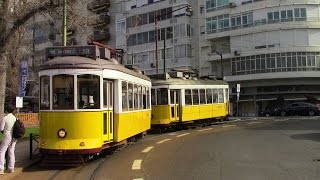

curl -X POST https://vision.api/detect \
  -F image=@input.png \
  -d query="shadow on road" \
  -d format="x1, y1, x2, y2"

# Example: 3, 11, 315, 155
291, 133, 320, 142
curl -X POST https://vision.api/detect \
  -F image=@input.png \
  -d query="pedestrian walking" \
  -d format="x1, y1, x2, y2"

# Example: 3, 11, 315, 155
0, 106, 18, 175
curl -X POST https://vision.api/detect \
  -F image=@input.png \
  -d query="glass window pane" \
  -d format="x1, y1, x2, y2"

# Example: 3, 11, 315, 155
206, 89, 213, 104
200, 89, 206, 104
40, 76, 50, 110
53, 74, 74, 110
185, 89, 192, 105
122, 81, 128, 111
157, 88, 168, 105
192, 89, 199, 105
77, 74, 100, 109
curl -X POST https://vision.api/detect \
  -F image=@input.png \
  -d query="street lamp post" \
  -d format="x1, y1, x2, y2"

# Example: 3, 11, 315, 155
155, 5, 192, 74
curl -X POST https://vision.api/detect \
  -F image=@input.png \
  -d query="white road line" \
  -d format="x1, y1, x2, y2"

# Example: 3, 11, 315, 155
176, 133, 190, 137
198, 128, 213, 132
156, 139, 171, 144
274, 119, 288, 122
222, 125, 236, 128
247, 121, 261, 124
142, 146, 154, 153
132, 160, 142, 170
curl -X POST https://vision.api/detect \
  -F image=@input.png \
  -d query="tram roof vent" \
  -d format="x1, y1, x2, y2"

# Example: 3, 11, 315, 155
168, 71, 183, 78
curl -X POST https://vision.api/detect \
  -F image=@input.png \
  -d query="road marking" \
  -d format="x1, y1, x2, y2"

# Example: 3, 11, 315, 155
222, 125, 236, 128
247, 121, 261, 124
156, 139, 171, 144
176, 133, 190, 137
198, 128, 213, 132
142, 146, 154, 153
274, 119, 288, 122
132, 160, 142, 170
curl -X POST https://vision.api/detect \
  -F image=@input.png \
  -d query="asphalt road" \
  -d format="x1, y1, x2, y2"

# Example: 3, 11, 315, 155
14, 116, 320, 180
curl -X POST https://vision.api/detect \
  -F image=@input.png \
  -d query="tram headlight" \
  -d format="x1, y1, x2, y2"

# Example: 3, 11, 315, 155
57, 128, 67, 138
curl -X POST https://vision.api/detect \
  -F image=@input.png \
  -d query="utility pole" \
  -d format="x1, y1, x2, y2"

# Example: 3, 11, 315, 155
212, 49, 224, 79
155, 16, 159, 74
63, 0, 67, 46
163, 28, 166, 73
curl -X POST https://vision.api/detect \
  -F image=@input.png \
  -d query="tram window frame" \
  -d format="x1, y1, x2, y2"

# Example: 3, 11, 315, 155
103, 80, 113, 109
151, 88, 157, 105
225, 88, 229, 102
147, 87, 151, 109
212, 89, 218, 103
156, 88, 168, 105
52, 74, 74, 110
218, 89, 224, 103
128, 83, 134, 110
206, 89, 213, 104
138, 85, 143, 110
122, 81, 128, 111
40, 76, 50, 110
77, 74, 100, 109
200, 89, 206, 104
142, 86, 147, 109
185, 89, 192, 105
134, 84, 139, 110
192, 89, 199, 105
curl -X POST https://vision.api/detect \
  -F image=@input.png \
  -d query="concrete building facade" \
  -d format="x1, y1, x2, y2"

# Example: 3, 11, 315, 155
116, 0, 320, 116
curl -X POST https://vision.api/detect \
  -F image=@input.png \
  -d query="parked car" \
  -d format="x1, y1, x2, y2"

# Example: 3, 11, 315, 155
261, 102, 320, 116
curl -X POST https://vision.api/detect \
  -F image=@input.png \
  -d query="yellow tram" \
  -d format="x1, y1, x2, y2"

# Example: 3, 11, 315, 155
38, 44, 151, 165
150, 72, 230, 129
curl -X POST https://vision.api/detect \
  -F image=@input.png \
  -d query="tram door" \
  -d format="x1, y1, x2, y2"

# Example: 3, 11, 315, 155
170, 90, 180, 122
102, 79, 114, 142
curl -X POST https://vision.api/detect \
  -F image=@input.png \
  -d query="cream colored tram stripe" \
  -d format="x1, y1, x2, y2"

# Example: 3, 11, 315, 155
142, 146, 154, 153
198, 128, 213, 132
176, 133, 190, 137
222, 125, 236, 128
156, 138, 171, 144
132, 160, 142, 170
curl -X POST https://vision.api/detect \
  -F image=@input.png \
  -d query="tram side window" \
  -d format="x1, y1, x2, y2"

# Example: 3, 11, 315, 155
77, 74, 100, 109
218, 89, 224, 103
40, 76, 50, 110
185, 89, 192, 105
206, 89, 213, 104
225, 88, 229, 101
151, 89, 157, 105
128, 83, 134, 110
53, 74, 74, 110
134, 85, 139, 110
157, 88, 168, 105
192, 89, 199, 105
200, 89, 206, 104
212, 89, 218, 103
138, 85, 143, 110
142, 87, 146, 109
122, 81, 128, 111
147, 87, 151, 109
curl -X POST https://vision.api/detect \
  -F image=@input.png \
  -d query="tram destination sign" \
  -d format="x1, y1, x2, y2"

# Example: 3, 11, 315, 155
46, 45, 98, 60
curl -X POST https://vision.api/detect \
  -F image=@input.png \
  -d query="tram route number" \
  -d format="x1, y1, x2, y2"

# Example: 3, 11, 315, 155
46, 46, 97, 59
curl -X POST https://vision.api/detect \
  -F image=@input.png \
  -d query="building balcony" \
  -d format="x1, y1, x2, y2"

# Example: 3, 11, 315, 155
91, 14, 110, 27
91, 31, 110, 42
87, 0, 110, 12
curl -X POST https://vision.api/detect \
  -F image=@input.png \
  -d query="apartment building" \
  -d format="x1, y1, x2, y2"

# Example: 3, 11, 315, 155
200, 0, 320, 116
116, 0, 320, 116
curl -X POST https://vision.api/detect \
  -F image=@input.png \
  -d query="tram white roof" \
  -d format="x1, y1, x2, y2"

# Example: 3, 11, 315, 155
40, 56, 150, 81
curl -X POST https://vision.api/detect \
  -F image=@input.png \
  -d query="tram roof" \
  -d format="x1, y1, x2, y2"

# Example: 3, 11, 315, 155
39, 56, 150, 81
152, 78, 228, 86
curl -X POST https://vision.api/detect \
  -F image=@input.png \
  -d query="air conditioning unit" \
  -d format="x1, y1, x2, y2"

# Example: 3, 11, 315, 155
151, 62, 156, 68
229, 2, 236, 8
234, 50, 240, 56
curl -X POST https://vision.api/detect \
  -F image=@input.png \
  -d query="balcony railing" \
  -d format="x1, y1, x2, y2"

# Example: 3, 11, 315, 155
87, 0, 110, 11
92, 14, 111, 26
206, 17, 312, 35
91, 31, 111, 41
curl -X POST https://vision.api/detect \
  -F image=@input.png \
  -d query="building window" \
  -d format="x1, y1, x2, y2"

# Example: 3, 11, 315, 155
231, 52, 320, 75
116, 19, 126, 31
294, 8, 307, 21
205, 0, 229, 12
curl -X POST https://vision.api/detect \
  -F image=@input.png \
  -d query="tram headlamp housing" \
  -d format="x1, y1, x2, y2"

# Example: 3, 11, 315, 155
57, 128, 67, 138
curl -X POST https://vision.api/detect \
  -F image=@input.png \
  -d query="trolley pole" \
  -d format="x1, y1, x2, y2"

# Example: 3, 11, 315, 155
62, 0, 67, 46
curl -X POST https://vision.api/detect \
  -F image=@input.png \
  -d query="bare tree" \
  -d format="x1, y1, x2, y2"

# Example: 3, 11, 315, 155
0, 0, 63, 118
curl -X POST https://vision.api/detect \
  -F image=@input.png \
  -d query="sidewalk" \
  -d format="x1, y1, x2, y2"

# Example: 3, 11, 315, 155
1, 138, 40, 180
